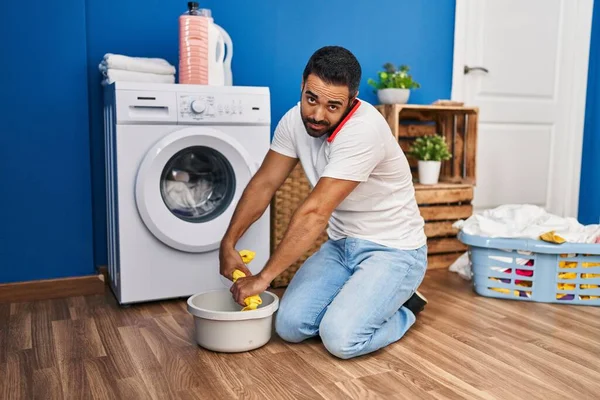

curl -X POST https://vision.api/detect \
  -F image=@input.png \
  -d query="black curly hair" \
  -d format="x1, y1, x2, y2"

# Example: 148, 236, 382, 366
302, 46, 362, 97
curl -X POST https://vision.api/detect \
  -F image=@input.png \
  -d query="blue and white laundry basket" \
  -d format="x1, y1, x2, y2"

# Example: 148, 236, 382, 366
458, 231, 600, 306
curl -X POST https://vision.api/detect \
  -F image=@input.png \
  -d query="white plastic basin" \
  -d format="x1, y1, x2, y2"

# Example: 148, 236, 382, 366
186, 289, 279, 353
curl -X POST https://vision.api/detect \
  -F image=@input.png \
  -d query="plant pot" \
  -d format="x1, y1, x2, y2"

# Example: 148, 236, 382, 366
418, 160, 441, 185
377, 88, 410, 104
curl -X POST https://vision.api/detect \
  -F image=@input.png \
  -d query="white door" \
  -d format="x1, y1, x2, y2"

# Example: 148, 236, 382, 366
452, 0, 594, 217
135, 127, 257, 253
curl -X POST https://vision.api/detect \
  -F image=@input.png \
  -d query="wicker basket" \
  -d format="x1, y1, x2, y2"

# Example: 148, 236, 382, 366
270, 164, 329, 288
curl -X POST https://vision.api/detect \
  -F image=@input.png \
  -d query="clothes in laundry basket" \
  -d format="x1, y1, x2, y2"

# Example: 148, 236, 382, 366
489, 279, 532, 298
488, 259, 542, 298
451, 204, 600, 281
539, 230, 567, 244
453, 204, 600, 244
556, 257, 600, 300
489, 264, 533, 298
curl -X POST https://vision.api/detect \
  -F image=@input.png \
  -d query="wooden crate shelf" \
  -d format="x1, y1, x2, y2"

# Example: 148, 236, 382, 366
419, 204, 473, 221
414, 182, 473, 204
415, 182, 473, 270
375, 104, 479, 185
424, 221, 458, 237
428, 253, 467, 270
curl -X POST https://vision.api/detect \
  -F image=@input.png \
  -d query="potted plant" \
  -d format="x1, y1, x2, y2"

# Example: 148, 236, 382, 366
367, 63, 420, 104
408, 134, 452, 185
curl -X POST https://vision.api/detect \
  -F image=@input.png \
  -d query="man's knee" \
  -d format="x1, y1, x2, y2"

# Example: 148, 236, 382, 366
274, 306, 315, 343
319, 313, 363, 360
274, 311, 303, 343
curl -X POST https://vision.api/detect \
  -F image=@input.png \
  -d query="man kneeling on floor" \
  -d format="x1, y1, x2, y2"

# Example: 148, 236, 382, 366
219, 45, 428, 359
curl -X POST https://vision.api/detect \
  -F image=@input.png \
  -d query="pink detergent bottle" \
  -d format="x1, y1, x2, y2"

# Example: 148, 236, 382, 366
179, 2, 211, 84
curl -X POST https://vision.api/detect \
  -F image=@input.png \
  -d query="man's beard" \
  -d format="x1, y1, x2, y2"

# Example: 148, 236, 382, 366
302, 119, 331, 137
300, 102, 353, 138
301, 110, 332, 137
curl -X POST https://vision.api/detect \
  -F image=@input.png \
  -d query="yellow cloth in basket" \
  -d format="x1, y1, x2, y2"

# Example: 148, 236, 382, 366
233, 249, 262, 311
540, 231, 566, 244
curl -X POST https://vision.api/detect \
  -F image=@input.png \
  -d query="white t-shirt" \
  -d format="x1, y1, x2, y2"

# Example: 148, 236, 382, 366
270, 99, 426, 250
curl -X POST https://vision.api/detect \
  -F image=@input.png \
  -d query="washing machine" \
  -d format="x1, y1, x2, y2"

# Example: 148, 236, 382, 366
103, 82, 271, 304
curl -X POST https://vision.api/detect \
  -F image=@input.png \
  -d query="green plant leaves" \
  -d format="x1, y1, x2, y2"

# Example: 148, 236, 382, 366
368, 63, 421, 91
408, 134, 452, 162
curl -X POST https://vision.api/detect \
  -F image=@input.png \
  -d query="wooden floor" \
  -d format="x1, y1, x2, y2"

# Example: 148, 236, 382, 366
2, 270, 600, 399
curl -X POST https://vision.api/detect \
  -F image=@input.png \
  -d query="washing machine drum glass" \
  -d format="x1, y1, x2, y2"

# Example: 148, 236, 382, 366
160, 146, 235, 223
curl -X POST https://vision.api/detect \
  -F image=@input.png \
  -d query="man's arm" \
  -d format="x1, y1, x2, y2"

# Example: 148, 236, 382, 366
222, 150, 298, 247
219, 150, 298, 278
257, 177, 359, 282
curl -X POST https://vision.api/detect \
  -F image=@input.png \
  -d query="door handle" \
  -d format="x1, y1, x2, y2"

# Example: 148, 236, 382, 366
464, 65, 489, 74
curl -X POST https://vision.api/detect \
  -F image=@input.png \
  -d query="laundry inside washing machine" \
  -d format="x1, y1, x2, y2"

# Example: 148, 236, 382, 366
160, 145, 236, 222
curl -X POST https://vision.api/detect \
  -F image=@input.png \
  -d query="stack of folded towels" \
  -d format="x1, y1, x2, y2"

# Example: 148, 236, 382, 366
99, 53, 176, 85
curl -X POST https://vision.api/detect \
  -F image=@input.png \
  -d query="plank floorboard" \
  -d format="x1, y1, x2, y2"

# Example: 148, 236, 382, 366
0, 270, 598, 399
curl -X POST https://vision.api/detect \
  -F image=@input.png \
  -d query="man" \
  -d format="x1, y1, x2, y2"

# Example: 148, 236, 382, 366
219, 46, 428, 359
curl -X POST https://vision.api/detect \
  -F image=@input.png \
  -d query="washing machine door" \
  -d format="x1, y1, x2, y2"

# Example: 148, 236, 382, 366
135, 126, 258, 252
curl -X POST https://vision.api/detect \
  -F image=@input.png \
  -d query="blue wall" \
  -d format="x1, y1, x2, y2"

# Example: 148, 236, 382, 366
85, 0, 184, 269
1, 0, 595, 284
87, 0, 457, 267
0, 0, 94, 283
579, 1, 600, 225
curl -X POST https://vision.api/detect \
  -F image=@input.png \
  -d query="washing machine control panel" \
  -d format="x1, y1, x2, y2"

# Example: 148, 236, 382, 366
178, 93, 270, 124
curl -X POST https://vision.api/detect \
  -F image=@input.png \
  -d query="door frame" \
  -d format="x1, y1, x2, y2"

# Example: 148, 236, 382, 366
451, 0, 595, 218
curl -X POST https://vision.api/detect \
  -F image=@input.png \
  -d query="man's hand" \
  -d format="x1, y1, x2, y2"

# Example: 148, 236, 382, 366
219, 245, 252, 281
230, 274, 270, 306
218, 150, 298, 280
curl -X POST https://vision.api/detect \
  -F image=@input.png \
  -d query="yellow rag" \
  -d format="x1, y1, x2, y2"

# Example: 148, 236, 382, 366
232, 250, 262, 311
559, 261, 578, 269
558, 272, 577, 279
583, 262, 600, 268
540, 231, 566, 244
583, 273, 600, 278
557, 283, 576, 290
239, 249, 256, 264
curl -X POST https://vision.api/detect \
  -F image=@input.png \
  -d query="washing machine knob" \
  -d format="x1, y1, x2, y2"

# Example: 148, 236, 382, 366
191, 100, 207, 114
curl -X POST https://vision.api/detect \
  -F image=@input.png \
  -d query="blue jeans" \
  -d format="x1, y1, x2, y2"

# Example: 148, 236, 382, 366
275, 237, 427, 359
